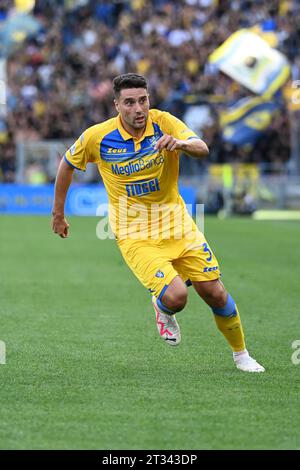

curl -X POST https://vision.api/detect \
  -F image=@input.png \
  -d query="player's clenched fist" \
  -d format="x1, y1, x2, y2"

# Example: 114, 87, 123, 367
154, 134, 180, 152
52, 214, 70, 238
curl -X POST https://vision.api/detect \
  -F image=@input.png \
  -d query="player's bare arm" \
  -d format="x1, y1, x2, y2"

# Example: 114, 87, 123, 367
51, 158, 74, 238
155, 134, 209, 158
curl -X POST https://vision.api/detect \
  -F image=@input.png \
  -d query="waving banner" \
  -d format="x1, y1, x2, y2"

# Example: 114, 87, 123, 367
219, 96, 281, 147
209, 30, 290, 97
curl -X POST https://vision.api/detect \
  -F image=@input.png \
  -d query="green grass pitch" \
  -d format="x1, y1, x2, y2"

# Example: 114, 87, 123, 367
0, 215, 300, 449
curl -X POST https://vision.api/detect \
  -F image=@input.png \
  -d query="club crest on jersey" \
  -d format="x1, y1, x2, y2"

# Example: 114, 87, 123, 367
155, 270, 164, 278
149, 136, 156, 145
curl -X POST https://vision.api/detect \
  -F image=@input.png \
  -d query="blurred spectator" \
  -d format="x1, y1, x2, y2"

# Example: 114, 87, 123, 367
231, 188, 257, 215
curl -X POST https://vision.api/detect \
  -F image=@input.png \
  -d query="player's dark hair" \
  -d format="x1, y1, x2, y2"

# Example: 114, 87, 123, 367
113, 73, 148, 98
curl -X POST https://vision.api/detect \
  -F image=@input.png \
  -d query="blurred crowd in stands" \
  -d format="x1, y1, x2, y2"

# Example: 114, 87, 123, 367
0, 0, 300, 182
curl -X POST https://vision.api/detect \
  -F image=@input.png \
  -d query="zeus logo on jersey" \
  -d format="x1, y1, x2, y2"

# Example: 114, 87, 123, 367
125, 178, 160, 197
112, 155, 164, 176
108, 147, 127, 154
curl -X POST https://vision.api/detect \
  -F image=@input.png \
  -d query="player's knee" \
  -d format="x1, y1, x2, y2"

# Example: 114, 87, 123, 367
162, 286, 188, 312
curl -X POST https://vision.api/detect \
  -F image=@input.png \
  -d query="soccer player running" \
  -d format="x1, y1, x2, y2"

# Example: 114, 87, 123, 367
52, 73, 264, 373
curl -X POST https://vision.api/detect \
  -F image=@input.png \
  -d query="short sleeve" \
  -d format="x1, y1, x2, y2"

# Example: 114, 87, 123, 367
160, 112, 199, 141
64, 129, 101, 171
64, 133, 88, 171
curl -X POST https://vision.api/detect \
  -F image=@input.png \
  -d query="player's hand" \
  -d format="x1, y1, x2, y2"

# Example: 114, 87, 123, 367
51, 214, 70, 238
154, 134, 180, 152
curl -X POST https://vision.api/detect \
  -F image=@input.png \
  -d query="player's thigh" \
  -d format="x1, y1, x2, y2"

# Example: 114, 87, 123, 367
117, 241, 179, 299
172, 235, 221, 283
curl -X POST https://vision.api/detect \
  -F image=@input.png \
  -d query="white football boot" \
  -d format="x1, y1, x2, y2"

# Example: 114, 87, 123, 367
233, 350, 265, 373
152, 296, 181, 346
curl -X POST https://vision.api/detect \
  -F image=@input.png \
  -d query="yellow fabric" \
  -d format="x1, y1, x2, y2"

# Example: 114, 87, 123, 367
137, 59, 151, 75
0, 131, 8, 144
64, 109, 198, 239
213, 307, 246, 352
283, 81, 300, 112
222, 164, 233, 190
279, 0, 292, 16
250, 25, 278, 48
118, 222, 220, 299
15, 0, 35, 13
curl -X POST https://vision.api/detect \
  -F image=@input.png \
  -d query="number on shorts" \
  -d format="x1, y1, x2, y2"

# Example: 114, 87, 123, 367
202, 242, 212, 262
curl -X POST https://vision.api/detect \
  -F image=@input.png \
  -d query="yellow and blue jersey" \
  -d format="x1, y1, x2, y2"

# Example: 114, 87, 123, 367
64, 109, 198, 238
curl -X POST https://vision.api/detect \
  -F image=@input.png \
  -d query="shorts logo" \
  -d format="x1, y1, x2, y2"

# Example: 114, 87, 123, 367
203, 266, 219, 273
70, 144, 76, 155
155, 270, 164, 278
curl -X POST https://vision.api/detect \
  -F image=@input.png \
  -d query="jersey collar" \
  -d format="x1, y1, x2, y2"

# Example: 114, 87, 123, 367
117, 114, 154, 142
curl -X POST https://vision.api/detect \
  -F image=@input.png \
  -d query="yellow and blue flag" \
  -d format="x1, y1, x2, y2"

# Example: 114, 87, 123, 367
219, 96, 281, 147
14, 0, 35, 13
209, 29, 290, 98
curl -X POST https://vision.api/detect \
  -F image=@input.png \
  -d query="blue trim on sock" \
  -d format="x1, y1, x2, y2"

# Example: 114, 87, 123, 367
158, 284, 169, 301
212, 293, 237, 317
156, 298, 175, 315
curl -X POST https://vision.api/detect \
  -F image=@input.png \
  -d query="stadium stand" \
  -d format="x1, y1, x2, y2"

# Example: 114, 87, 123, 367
0, 0, 300, 182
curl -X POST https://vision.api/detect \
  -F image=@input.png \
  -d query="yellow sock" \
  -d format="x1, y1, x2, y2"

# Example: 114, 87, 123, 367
213, 307, 246, 352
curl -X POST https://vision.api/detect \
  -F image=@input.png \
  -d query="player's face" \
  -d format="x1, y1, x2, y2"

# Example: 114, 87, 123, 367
115, 88, 150, 130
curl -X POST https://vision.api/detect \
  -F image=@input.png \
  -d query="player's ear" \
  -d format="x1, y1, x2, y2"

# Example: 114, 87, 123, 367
114, 99, 119, 113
